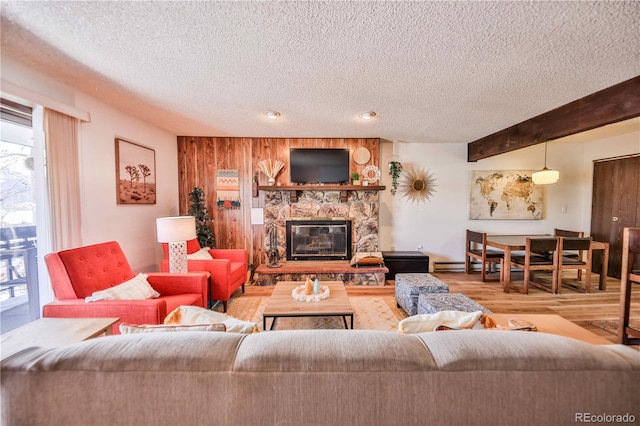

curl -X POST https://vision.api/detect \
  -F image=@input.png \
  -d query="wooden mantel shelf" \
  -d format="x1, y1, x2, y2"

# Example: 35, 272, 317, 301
258, 185, 385, 191
257, 185, 386, 202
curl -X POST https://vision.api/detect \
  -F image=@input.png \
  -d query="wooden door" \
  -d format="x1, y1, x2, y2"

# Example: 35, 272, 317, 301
590, 155, 640, 278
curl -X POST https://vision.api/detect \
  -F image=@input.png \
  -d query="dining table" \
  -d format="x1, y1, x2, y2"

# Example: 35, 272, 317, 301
486, 234, 609, 293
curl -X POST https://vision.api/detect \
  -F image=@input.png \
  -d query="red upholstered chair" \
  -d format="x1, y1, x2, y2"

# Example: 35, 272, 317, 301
43, 241, 209, 334
161, 239, 247, 312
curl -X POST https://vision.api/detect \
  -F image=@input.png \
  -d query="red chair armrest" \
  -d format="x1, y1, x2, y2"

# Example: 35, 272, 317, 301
42, 299, 169, 333
209, 249, 247, 264
146, 272, 209, 295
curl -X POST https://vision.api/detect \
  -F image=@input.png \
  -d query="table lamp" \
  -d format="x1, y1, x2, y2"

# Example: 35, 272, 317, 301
156, 216, 197, 273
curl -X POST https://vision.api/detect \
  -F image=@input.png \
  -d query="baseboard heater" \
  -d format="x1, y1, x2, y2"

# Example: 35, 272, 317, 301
433, 261, 502, 273
433, 261, 466, 272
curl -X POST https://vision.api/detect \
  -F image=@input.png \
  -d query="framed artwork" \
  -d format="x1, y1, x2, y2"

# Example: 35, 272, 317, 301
115, 138, 156, 204
216, 169, 241, 209
469, 170, 542, 220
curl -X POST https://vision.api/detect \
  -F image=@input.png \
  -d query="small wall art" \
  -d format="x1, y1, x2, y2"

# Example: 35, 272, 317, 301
115, 138, 156, 204
216, 169, 241, 209
469, 170, 542, 220
398, 165, 437, 204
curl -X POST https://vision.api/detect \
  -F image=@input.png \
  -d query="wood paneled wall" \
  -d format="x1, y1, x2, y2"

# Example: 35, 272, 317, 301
177, 137, 380, 265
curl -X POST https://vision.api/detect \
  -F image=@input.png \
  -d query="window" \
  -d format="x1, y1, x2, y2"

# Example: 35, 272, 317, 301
0, 99, 47, 332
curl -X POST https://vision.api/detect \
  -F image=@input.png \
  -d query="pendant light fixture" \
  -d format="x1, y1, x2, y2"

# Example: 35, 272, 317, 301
532, 142, 559, 185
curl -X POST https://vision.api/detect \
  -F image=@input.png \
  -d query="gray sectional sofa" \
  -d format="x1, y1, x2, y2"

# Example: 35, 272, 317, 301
2, 330, 639, 426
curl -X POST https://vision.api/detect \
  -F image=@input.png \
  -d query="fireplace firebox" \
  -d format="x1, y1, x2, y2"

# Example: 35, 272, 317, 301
286, 219, 352, 261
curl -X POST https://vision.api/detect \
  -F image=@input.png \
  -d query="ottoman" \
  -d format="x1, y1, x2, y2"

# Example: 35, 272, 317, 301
417, 293, 491, 315
395, 273, 449, 316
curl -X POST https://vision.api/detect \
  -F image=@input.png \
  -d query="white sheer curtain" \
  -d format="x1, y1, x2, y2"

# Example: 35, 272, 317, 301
44, 108, 82, 250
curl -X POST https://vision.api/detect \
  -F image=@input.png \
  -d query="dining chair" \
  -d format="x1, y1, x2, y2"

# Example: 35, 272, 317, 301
505, 237, 559, 294
554, 229, 585, 280
556, 237, 593, 294
465, 230, 503, 282
618, 227, 640, 345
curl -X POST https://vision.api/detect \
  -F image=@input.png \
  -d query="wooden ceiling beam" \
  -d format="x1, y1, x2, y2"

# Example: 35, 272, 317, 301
467, 76, 640, 162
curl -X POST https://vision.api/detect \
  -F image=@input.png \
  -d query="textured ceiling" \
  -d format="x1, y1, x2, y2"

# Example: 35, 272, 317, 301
1, 1, 639, 142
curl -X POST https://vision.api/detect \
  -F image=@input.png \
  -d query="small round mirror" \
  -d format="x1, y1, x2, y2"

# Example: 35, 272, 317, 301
412, 180, 425, 192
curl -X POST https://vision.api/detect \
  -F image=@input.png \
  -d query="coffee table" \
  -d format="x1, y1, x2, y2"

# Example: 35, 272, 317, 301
262, 281, 354, 330
486, 314, 611, 345
1, 317, 119, 360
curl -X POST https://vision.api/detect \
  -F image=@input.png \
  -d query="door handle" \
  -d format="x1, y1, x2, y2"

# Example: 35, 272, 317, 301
613, 217, 619, 222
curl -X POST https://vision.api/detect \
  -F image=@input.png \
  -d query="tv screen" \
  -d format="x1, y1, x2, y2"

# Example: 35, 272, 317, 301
290, 148, 350, 184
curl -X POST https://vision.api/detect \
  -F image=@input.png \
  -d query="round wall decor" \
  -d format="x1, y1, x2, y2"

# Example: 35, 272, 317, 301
362, 165, 381, 184
399, 165, 437, 204
353, 147, 371, 165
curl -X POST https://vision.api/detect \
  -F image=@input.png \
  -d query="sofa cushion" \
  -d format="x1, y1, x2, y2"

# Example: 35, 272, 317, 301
85, 273, 159, 302
119, 323, 226, 334
414, 330, 638, 371
233, 330, 437, 372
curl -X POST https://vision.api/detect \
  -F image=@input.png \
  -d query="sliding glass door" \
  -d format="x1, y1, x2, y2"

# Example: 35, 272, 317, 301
1, 102, 50, 332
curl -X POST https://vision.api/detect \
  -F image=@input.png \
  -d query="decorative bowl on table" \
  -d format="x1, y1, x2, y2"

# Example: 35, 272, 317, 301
291, 285, 330, 302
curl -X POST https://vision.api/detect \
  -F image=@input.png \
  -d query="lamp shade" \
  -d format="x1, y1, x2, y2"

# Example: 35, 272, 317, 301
156, 216, 196, 243
532, 168, 560, 185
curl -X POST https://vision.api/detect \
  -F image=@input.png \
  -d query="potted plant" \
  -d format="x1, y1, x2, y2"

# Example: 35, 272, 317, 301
188, 187, 215, 248
351, 172, 360, 185
388, 161, 403, 195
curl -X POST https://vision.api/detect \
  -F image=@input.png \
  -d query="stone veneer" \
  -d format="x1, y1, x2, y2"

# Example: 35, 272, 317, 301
261, 189, 383, 285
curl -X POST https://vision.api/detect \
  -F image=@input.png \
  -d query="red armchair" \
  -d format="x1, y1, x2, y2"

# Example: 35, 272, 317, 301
161, 239, 247, 312
43, 241, 209, 334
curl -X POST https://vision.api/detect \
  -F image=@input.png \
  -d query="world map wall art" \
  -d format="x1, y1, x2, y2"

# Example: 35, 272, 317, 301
469, 170, 543, 220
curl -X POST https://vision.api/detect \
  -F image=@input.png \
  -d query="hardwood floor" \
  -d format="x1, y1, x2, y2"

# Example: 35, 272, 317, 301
242, 270, 640, 344
432, 271, 640, 344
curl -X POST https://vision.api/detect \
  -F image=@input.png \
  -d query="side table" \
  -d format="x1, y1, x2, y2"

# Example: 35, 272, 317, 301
382, 251, 430, 280
1, 317, 119, 361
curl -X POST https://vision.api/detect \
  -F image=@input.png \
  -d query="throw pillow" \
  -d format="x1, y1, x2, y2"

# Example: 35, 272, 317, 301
397, 310, 483, 334
350, 251, 383, 266
85, 273, 160, 303
119, 323, 226, 334
164, 305, 259, 334
187, 248, 214, 260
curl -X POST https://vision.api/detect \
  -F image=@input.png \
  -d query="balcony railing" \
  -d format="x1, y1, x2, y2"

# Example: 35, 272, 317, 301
1, 226, 39, 332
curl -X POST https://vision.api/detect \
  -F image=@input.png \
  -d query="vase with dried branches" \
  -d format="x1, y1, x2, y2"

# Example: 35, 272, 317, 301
257, 159, 285, 185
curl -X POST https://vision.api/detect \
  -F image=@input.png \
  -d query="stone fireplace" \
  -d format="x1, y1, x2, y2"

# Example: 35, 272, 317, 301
286, 218, 352, 261
263, 189, 380, 260
258, 188, 384, 285
256, 186, 388, 285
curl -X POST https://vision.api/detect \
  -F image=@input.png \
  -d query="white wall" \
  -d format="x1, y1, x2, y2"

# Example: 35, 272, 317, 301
3, 56, 638, 275
1, 57, 179, 273
379, 122, 639, 268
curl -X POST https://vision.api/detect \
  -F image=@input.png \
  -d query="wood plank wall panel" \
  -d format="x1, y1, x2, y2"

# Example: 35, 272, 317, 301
177, 137, 380, 265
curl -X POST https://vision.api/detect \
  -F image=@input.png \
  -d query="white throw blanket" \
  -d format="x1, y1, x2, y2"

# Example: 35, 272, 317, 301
164, 305, 259, 334
397, 310, 483, 334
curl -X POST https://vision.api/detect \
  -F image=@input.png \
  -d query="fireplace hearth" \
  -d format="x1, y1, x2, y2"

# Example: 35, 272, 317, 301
286, 219, 352, 261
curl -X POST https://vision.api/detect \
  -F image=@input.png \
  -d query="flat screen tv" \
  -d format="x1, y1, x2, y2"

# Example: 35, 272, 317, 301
290, 148, 350, 184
